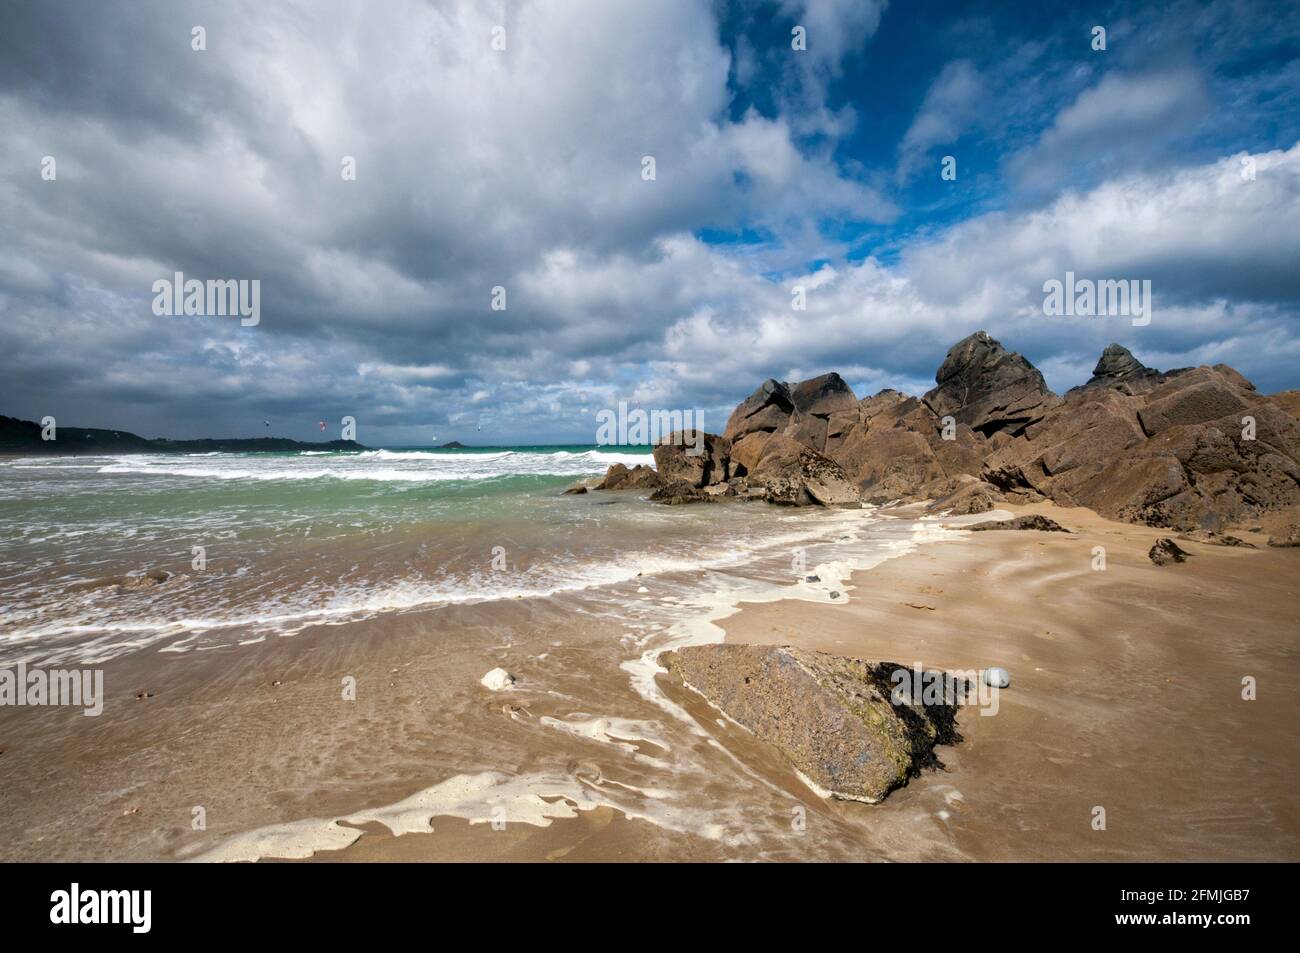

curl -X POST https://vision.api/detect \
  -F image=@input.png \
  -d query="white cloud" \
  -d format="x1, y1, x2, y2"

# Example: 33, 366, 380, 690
1007, 67, 1209, 193
896, 60, 984, 182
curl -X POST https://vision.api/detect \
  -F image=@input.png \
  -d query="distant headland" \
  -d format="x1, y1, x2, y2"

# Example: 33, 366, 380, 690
0, 415, 367, 455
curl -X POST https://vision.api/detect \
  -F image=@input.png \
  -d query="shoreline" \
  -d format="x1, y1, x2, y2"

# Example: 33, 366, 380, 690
2, 501, 1296, 862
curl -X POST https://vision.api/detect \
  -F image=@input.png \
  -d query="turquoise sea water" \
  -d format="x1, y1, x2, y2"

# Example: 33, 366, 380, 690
0, 445, 900, 664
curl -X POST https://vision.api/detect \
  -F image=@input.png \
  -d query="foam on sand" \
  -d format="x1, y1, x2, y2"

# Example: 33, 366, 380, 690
190, 769, 739, 861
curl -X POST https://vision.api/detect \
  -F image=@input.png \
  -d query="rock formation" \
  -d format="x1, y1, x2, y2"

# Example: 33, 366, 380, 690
660, 644, 960, 802
923, 331, 1061, 438
593, 331, 1300, 529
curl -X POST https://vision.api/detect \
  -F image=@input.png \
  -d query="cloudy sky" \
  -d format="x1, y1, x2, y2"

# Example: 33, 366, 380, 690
2, 0, 1298, 445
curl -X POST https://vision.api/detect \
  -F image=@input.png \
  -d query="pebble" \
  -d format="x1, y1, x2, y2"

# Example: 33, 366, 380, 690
983, 667, 1011, 689
480, 668, 516, 691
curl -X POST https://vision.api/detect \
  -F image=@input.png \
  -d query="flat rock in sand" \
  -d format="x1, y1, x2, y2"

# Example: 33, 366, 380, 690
660, 644, 960, 803
967, 515, 1070, 533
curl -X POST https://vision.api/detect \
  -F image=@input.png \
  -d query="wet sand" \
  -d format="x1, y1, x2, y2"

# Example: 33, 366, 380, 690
718, 503, 1300, 861
1, 502, 1296, 862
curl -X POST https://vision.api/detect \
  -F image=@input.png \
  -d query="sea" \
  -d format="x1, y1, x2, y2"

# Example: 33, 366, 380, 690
0, 446, 938, 665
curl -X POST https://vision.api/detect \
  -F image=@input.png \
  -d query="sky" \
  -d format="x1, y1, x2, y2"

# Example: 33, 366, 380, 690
1, 0, 1298, 446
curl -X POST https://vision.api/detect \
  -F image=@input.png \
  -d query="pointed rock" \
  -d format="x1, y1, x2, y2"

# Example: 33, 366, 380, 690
789, 372, 857, 418
1092, 343, 1152, 381
922, 331, 1059, 437
723, 379, 795, 441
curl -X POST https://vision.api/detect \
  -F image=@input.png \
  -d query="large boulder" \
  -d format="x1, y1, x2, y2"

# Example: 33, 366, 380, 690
728, 430, 771, 477
790, 372, 857, 418
858, 389, 909, 423
596, 463, 662, 491
782, 410, 829, 453
746, 433, 860, 506
923, 331, 1060, 437
835, 426, 945, 503
652, 430, 730, 487
660, 644, 961, 803
723, 379, 795, 441
924, 474, 1006, 515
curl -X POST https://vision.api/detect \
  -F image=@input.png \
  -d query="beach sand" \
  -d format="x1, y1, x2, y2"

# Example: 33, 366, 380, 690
1, 502, 1295, 862
712, 502, 1300, 861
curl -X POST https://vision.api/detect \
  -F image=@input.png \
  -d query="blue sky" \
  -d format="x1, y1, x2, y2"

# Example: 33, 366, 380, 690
1, 0, 1298, 445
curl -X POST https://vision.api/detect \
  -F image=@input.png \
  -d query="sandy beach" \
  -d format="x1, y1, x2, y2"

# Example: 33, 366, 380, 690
715, 503, 1300, 861
3, 500, 1294, 863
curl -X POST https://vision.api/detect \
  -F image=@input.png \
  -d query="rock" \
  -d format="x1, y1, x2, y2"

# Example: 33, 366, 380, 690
746, 434, 860, 506
858, 389, 908, 422
723, 379, 795, 441
1267, 531, 1300, 547
984, 386, 1146, 499
835, 426, 945, 501
728, 431, 771, 477
1081, 343, 1160, 390
924, 475, 1005, 515
660, 645, 960, 802
1137, 369, 1251, 436
823, 410, 860, 458
923, 331, 1060, 438
652, 430, 730, 487
716, 334, 1300, 532
119, 570, 172, 591
983, 667, 1011, 689
967, 515, 1070, 533
1177, 530, 1255, 548
648, 481, 711, 505
597, 463, 661, 490
480, 668, 516, 691
1270, 389, 1300, 421
1148, 538, 1191, 565
782, 410, 829, 453
790, 372, 858, 418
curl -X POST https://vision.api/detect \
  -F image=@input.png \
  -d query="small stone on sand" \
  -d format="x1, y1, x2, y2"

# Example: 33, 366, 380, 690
983, 667, 1011, 689
480, 668, 516, 691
